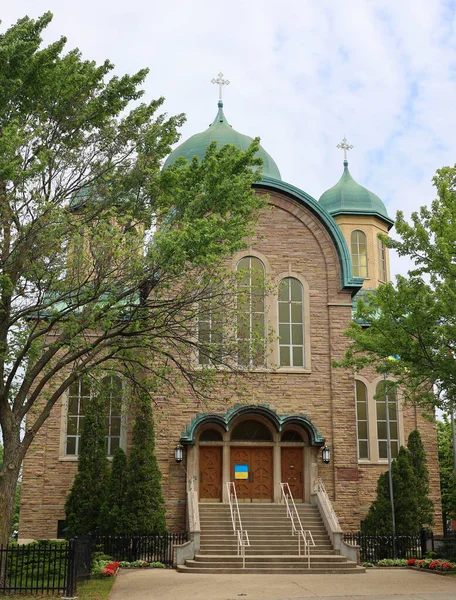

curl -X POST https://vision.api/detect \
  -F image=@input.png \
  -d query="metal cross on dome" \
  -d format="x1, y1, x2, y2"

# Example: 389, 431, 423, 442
211, 72, 230, 102
337, 136, 353, 161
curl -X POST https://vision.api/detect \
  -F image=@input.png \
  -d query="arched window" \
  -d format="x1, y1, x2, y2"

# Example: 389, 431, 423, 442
199, 428, 223, 442
376, 380, 399, 459
198, 294, 223, 366
237, 257, 265, 367
378, 238, 387, 282
281, 430, 303, 442
66, 378, 90, 456
278, 277, 304, 367
231, 420, 272, 441
351, 230, 368, 278
66, 375, 123, 457
355, 380, 369, 459
103, 375, 122, 456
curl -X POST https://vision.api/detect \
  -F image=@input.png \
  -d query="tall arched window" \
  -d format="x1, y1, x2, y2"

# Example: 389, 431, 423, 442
237, 256, 265, 367
378, 238, 387, 282
351, 230, 368, 278
103, 375, 122, 456
198, 294, 223, 365
66, 375, 123, 457
278, 277, 304, 367
355, 380, 369, 459
376, 380, 399, 459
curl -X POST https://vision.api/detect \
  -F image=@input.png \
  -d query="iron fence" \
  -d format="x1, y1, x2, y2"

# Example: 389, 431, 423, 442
0, 541, 70, 595
92, 532, 188, 566
343, 532, 423, 562
0, 532, 188, 595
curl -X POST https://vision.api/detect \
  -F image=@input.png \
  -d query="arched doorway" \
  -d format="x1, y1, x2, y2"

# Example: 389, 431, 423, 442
183, 404, 325, 504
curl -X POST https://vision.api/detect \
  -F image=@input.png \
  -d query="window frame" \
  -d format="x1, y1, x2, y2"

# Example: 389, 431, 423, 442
377, 237, 387, 282
278, 277, 305, 368
351, 230, 368, 278
355, 379, 369, 460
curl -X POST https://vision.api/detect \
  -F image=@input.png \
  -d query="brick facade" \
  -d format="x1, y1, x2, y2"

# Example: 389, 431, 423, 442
19, 187, 443, 541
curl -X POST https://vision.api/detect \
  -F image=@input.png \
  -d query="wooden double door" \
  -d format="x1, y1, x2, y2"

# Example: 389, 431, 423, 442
199, 445, 304, 502
281, 447, 304, 501
231, 447, 273, 502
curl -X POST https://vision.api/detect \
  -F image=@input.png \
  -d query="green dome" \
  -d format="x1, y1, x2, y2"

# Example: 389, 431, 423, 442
163, 101, 281, 180
319, 161, 393, 228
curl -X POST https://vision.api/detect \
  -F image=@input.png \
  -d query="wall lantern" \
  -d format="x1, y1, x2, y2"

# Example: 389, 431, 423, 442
174, 444, 183, 463
322, 445, 331, 464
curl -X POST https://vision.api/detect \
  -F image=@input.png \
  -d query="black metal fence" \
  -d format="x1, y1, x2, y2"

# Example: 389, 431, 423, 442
0, 533, 188, 595
343, 532, 423, 562
92, 532, 188, 566
424, 531, 456, 561
0, 541, 70, 595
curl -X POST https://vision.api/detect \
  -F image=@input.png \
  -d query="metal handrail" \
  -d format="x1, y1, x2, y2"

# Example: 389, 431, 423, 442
226, 482, 250, 568
280, 482, 315, 567
313, 477, 341, 531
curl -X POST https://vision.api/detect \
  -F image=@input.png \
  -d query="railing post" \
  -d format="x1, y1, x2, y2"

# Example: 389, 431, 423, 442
420, 527, 427, 558
63, 538, 77, 599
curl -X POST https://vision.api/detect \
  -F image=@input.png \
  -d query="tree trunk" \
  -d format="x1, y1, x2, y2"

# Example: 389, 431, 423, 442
0, 457, 19, 588
0, 458, 20, 547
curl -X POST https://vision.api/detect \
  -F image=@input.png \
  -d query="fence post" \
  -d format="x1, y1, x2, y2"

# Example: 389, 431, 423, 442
63, 538, 77, 599
420, 528, 427, 558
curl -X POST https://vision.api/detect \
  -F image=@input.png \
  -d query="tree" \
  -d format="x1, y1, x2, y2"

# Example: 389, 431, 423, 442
122, 390, 166, 534
0, 14, 264, 546
64, 380, 109, 538
437, 417, 456, 530
100, 447, 128, 535
407, 430, 434, 528
336, 165, 456, 413
363, 447, 420, 534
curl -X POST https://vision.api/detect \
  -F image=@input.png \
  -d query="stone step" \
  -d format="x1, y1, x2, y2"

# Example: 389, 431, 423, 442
198, 548, 338, 556
177, 564, 365, 574
194, 554, 348, 563
185, 560, 356, 569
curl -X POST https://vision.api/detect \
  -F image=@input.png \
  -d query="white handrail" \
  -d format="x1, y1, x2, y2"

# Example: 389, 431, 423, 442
226, 482, 250, 568
313, 477, 341, 532
280, 482, 315, 568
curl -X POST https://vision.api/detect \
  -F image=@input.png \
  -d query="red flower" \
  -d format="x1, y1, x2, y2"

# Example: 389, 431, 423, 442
429, 560, 440, 570
407, 558, 417, 566
441, 562, 453, 571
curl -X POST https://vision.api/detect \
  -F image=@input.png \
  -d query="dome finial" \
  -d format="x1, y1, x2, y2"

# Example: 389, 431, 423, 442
337, 135, 353, 164
211, 71, 230, 106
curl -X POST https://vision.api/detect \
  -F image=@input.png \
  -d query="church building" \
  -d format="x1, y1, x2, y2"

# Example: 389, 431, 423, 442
18, 78, 443, 543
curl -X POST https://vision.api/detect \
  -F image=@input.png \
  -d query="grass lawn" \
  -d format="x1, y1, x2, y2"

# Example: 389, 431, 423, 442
1, 575, 115, 600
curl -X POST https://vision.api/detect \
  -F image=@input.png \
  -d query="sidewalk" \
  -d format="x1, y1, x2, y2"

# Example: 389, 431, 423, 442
109, 569, 456, 600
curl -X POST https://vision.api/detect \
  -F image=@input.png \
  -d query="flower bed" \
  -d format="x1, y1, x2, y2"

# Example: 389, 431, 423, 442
408, 557, 456, 573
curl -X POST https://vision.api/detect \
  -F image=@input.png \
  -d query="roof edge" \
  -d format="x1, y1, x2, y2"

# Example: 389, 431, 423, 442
255, 177, 364, 294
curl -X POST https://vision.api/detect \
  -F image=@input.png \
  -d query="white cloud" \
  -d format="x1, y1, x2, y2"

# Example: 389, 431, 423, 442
3, 0, 456, 278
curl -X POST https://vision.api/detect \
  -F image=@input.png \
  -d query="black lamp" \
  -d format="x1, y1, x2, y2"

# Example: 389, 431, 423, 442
322, 445, 331, 464
174, 444, 183, 463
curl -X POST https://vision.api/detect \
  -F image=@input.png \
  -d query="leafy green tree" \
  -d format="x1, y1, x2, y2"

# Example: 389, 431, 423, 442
407, 430, 434, 527
437, 417, 456, 529
336, 165, 456, 413
0, 13, 264, 546
123, 391, 166, 534
363, 447, 420, 534
64, 382, 109, 538
100, 447, 128, 535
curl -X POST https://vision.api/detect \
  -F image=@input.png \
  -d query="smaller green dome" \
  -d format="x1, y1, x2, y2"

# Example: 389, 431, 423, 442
319, 161, 393, 228
163, 102, 281, 180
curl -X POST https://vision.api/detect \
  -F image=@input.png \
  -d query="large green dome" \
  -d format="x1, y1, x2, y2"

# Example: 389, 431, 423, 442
163, 101, 281, 180
319, 160, 393, 228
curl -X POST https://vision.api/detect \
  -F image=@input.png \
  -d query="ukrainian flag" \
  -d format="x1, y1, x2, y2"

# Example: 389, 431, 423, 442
234, 464, 249, 480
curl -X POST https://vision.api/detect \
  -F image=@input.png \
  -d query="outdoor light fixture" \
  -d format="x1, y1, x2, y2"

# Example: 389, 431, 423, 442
322, 445, 331, 464
174, 444, 183, 463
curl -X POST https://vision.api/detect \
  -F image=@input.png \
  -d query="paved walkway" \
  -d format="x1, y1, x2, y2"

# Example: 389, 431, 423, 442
110, 569, 456, 600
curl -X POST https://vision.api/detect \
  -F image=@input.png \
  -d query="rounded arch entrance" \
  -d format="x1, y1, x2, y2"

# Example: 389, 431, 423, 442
184, 405, 324, 503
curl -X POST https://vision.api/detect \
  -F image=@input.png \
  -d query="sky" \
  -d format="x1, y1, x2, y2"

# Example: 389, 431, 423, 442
3, 0, 456, 278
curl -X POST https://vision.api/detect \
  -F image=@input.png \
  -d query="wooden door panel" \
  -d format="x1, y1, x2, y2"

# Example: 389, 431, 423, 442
251, 448, 273, 501
281, 447, 303, 500
230, 447, 273, 501
200, 446, 222, 501
231, 448, 251, 500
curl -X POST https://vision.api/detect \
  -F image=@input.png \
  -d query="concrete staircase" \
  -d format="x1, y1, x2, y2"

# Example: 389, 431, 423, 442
177, 503, 364, 574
